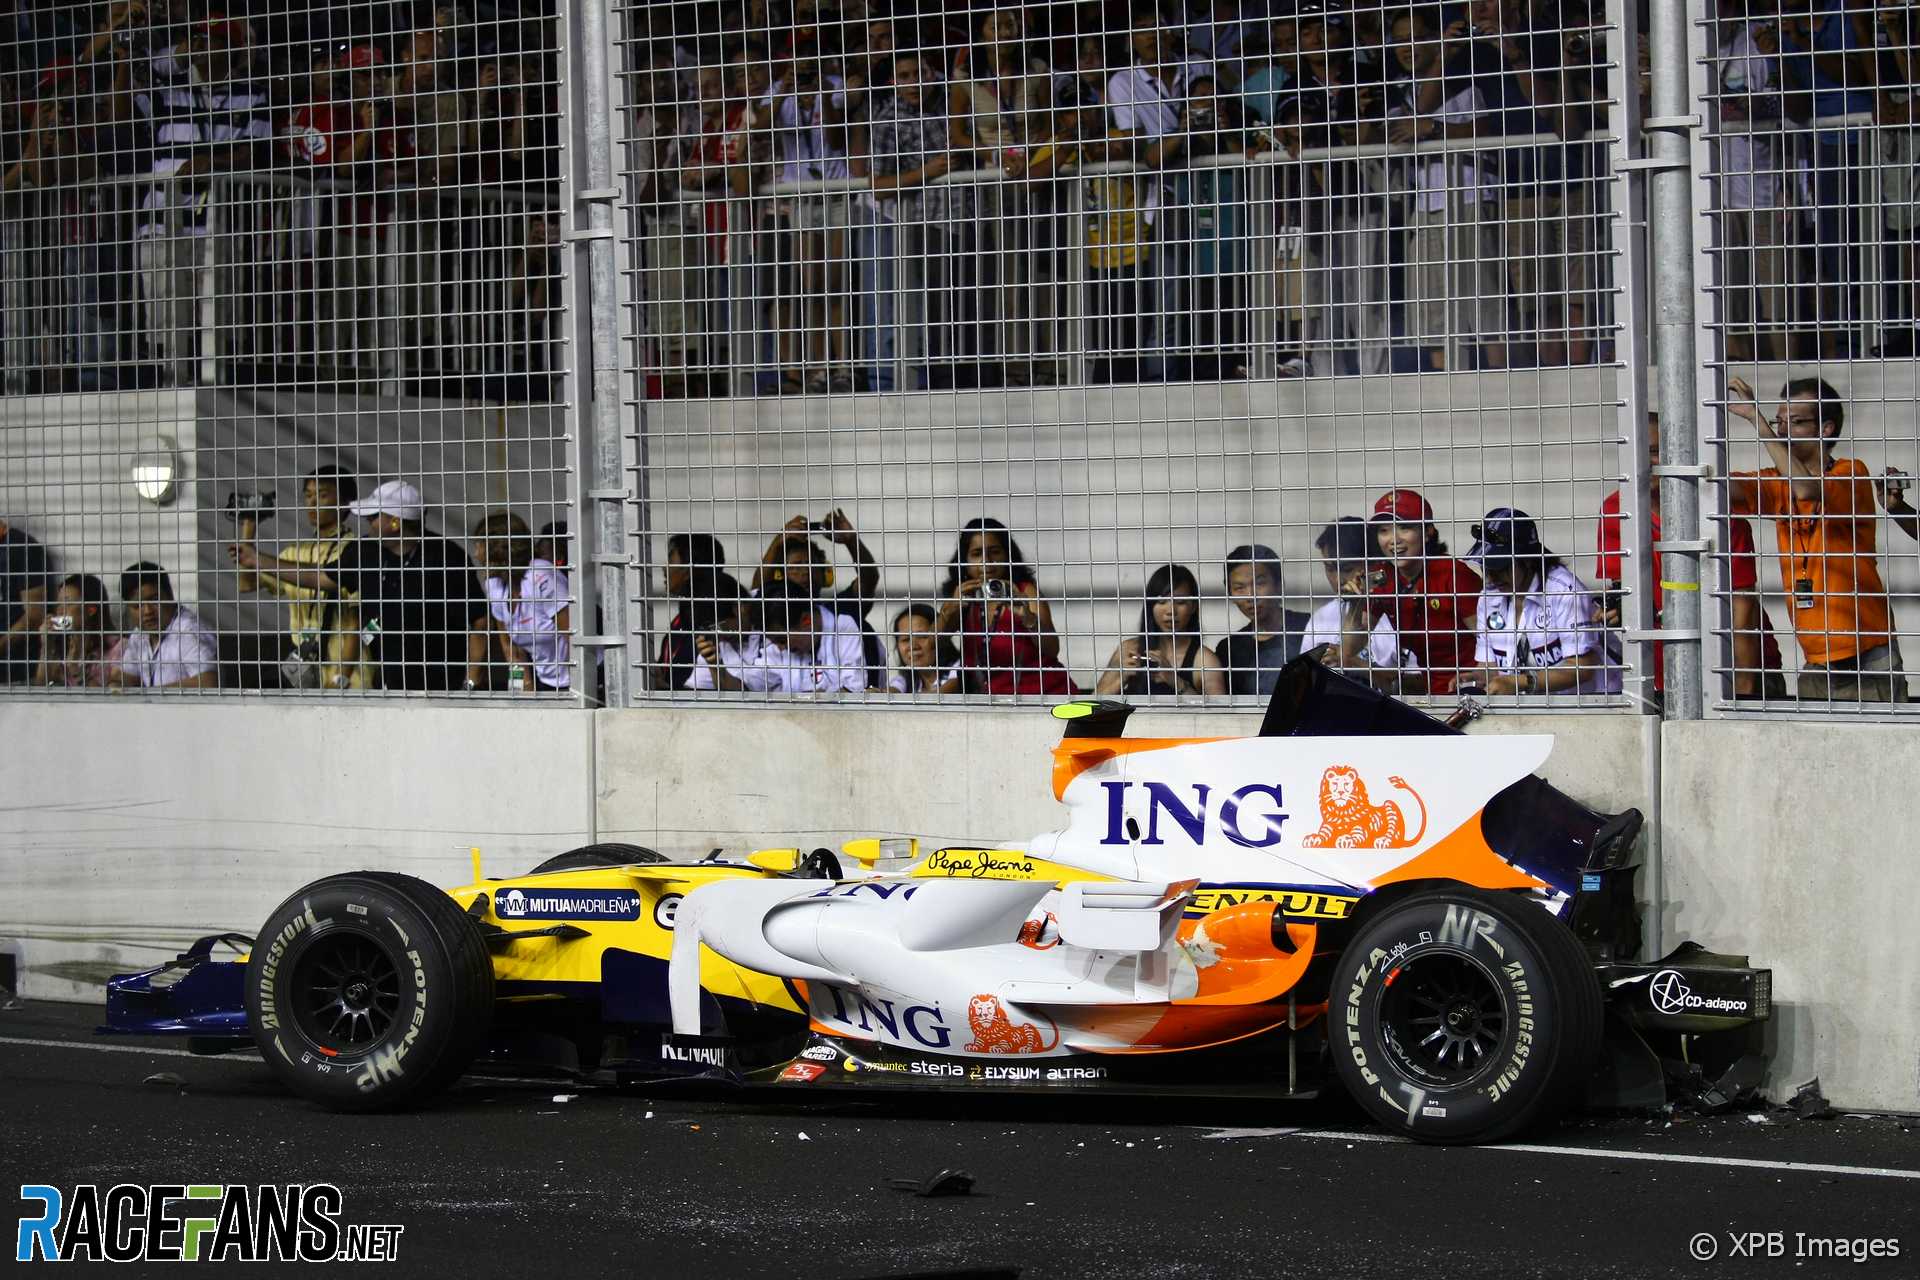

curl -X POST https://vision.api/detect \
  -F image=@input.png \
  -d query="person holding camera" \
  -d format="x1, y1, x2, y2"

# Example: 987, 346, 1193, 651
752, 510, 883, 686
1301, 518, 1414, 674
32, 574, 114, 688
1368, 488, 1482, 696
935, 518, 1077, 696
1094, 563, 1226, 696
229, 466, 370, 690
1463, 509, 1618, 696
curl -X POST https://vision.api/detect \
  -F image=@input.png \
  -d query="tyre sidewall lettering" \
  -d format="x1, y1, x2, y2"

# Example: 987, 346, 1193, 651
1340, 901, 1556, 1136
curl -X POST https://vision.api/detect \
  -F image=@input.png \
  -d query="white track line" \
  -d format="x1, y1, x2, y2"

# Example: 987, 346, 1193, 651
2, 1035, 260, 1061
1286, 1128, 1920, 1181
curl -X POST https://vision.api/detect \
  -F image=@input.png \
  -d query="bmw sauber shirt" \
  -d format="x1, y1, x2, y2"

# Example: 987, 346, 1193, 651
1474, 564, 1620, 693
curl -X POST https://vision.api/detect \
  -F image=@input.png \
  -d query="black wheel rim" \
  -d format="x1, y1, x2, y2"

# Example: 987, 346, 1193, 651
1376, 949, 1508, 1087
289, 931, 404, 1053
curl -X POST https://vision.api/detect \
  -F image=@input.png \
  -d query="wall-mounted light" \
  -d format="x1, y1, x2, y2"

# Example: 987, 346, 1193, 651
131, 439, 178, 505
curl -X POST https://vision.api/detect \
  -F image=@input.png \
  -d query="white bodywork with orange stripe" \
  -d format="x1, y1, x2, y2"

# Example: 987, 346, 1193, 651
670, 733, 1559, 1058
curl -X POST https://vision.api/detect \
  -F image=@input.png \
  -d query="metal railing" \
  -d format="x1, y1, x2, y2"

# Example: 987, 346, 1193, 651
636, 130, 1621, 397
0, 174, 561, 394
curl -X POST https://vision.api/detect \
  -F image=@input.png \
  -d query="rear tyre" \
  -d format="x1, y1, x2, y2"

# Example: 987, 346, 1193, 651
1329, 887, 1602, 1144
528, 842, 666, 874
245, 872, 493, 1112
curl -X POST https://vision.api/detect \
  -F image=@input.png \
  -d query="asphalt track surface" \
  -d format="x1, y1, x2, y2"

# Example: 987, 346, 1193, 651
6, 1001, 1919, 1279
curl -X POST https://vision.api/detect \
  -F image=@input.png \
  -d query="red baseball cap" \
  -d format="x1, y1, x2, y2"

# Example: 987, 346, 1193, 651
340, 44, 386, 69
1371, 489, 1434, 524
37, 55, 78, 92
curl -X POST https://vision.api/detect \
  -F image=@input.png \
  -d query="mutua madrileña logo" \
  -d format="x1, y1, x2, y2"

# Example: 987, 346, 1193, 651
16, 1184, 403, 1263
494, 887, 642, 921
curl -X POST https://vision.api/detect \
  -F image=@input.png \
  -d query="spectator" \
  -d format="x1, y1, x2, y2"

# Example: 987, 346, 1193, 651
1872, 4, 1918, 356
1095, 562, 1227, 696
104, 561, 219, 690
852, 51, 972, 391
952, 16, 1055, 161
935, 517, 1077, 696
767, 45, 854, 393
1301, 518, 1415, 673
1777, 1, 1881, 360
1184, 0, 1250, 80
1238, 14, 1298, 127
131, 16, 272, 376
1022, 96, 1150, 383
1179, 74, 1267, 379
678, 567, 750, 691
1368, 488, 1483, 695
230, 465, 370, 690
1269, 12, 1393, 376
31, 573, 112, 688
0, 514, 52, 683
752, 510, 882, 681
1716, 10, 1805, 365
654, 531, 727, 691
689, 580, 867, 693
239, 480, 478, 692
389, 17, 481, 186
1595, 413, 1784, 701
1459, 508, 1618, 694
283, 43, 388, 368
535, 521, 570, 568
1385, 5, 1507, 372
1215, 543, 1305, 695
887, 603, 961, 693
467, 511, 571, 693
1726, 376, 1908, 702
1106, 5, 1213, 380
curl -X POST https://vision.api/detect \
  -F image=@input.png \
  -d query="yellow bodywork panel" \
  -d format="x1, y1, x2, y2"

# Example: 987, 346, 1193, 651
445, 864, 802, 1014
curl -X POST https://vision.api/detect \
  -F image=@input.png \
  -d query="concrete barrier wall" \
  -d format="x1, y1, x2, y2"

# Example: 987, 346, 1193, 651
0, 701, 593, 1001
1661, 720, 1920, 1113
7, 698, 1916, 1112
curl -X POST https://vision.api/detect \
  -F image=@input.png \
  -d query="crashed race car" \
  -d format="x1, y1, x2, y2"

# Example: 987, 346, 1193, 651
102, 658, 1771, 1144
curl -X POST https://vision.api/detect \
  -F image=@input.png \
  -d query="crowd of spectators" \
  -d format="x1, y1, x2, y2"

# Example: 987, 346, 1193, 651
633, 0, 1920, 395
643, 375, 1912, 705
0, 366, 1911, 703
0, 1, 560, 387
1, 465, 575, 695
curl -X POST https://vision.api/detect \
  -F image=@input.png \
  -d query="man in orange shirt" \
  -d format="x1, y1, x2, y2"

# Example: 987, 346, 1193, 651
1726, 376, 1907, 702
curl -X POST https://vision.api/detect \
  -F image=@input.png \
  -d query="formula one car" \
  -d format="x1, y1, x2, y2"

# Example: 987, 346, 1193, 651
102, 659, 1771, 1144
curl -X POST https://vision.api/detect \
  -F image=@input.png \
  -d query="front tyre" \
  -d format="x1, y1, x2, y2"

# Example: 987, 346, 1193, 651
245, 872, 493, 1112
1330, 887, 1601, 1144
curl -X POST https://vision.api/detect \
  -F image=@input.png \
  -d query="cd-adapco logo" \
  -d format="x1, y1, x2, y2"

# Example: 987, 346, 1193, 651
16, 1184, 403, 1263
1649, 969, 1750, 1016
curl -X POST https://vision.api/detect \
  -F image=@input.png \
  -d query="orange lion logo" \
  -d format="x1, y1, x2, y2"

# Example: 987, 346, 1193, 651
963, 994, 1060, 1054
1299, 766, 1427, 850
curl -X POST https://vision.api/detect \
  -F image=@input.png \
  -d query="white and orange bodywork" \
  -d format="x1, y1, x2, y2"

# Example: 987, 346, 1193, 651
670, 733, 1561, 1060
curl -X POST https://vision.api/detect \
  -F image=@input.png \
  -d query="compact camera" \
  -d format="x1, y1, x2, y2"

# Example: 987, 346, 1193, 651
981, 579, 1013, 601
48, 614, 74, 633
223, 490, 277, 524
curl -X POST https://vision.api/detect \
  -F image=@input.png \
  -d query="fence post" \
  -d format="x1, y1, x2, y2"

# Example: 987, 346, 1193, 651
566, 0, 632, 707
1647, 0, 1704, 723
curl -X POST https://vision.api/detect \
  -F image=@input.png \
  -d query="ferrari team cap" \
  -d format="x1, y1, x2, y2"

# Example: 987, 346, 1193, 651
341, 44, 386, 68
1371, 489, 1433, 524
350, 480, 424, 523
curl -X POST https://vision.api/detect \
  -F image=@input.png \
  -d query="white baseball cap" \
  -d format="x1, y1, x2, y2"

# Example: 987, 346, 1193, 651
350, 479, 424, 523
